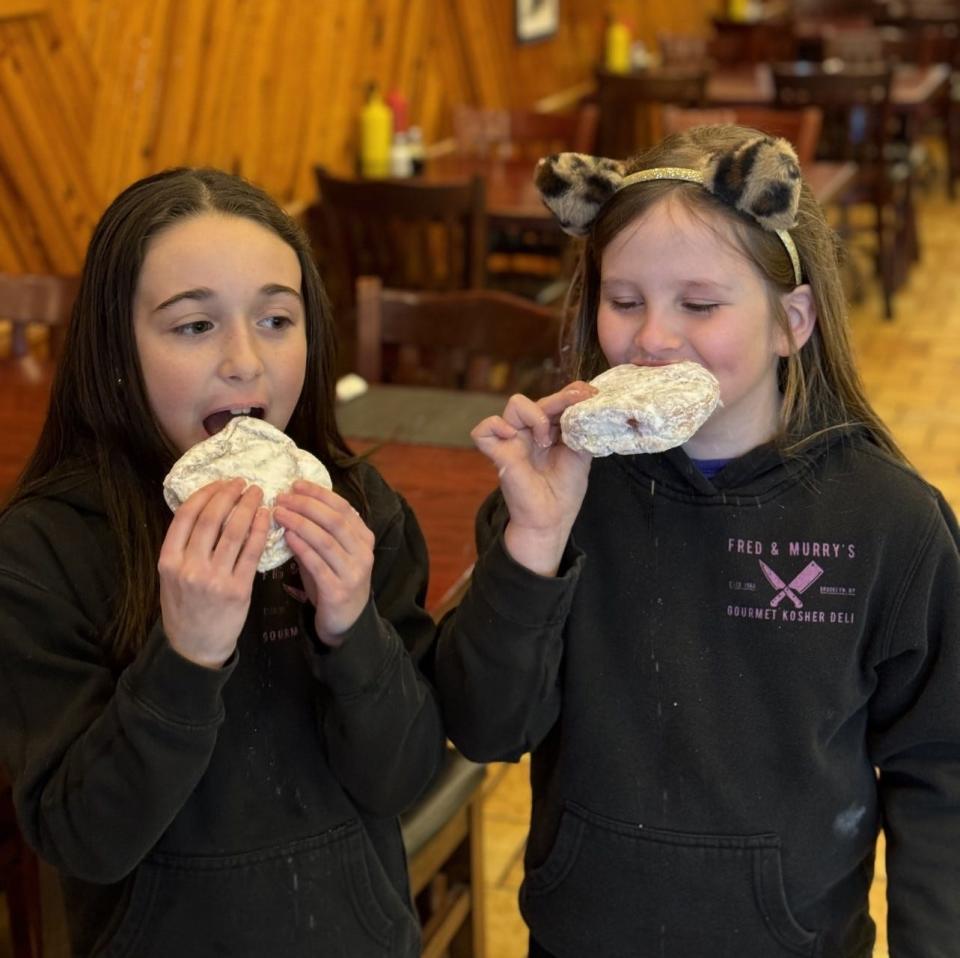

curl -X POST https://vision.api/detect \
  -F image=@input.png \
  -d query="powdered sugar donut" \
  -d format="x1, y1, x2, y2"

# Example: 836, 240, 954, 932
560, 362, 721, 456
163, 416, 332, 572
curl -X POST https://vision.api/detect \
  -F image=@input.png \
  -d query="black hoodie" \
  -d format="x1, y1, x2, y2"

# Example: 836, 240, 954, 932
437, 430, 960, 958
0, 461, 444, 957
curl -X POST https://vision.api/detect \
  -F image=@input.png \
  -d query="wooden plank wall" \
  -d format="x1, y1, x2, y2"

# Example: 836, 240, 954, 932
0, 0, 716, 275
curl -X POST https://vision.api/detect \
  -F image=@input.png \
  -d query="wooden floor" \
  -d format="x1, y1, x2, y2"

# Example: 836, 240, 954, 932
2, 188, 958, 956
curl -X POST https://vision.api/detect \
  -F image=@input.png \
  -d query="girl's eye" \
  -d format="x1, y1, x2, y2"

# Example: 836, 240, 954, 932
610, 299, 640, 312
174, 320, 213, 336
683, 302, 720, 314
260, 314, 294, 330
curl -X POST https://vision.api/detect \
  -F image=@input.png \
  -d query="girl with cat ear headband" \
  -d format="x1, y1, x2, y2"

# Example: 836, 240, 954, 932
434, 124, 960, 957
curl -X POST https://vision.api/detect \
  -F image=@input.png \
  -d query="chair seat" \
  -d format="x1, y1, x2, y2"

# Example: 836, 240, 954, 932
400, 749, 485, 860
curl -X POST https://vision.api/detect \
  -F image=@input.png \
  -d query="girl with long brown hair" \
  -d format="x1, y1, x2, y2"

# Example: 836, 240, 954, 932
0, 167, 443, 956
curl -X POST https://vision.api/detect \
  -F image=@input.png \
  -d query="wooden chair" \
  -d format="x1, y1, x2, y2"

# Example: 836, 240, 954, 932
0, 273, 79, 387
355, 275, 564, 397
311, 169, 488, 373
1, 776, 43, 958
595, 67, 709, 159
773, 62, 912, 319
660, 105, 823, 168
657, 32, 712, 69
312, 167, 487, 302
450, 103, 598, 302
707, 16, 798, 65
401, 747, 486, 958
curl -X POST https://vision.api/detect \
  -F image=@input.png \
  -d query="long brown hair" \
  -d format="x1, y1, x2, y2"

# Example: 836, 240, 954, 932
5, 167, 361, 662
564, 125, 906, 462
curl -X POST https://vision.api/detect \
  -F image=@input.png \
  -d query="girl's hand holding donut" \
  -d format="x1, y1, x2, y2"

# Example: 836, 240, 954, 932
274, 481, 375, 646
471, 382, 596, 576
158, 478, 270, 668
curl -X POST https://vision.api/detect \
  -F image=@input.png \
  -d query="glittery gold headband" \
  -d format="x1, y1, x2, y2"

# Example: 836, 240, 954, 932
534, 135, 805, 286
620, 167, 802, 285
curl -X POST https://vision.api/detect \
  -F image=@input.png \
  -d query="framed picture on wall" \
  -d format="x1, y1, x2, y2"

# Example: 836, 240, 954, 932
515, 0, 559, 43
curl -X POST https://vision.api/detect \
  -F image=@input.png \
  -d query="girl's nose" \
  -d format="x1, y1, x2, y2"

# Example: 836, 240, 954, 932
219, 328, 264, 381
632, 307, 683, 357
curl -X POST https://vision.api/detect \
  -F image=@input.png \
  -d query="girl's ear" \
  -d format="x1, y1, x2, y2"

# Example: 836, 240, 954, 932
776, 284, 817, 356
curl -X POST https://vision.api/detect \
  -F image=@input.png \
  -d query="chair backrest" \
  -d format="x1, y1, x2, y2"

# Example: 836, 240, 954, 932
660, 105, 823, 168
772, 62, 893, 171
0, 272, 79, 362
821, 25, 908, 64
355, 275, 563, 396
657, 32, 711, 68
313, 168, 487, 305
595, 67, 709, 159
453, 104, 599, 160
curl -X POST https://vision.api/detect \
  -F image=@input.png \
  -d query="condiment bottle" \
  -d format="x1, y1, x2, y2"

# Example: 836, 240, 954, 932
360, 83, 392, 179
604, 16, 632, 73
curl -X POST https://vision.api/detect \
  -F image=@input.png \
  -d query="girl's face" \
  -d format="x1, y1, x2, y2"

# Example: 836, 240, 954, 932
133, 213, 307, 455
597, 196, 809, 459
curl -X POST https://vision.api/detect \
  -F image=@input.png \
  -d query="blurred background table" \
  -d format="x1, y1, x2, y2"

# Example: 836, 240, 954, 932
338, 384, 500, 612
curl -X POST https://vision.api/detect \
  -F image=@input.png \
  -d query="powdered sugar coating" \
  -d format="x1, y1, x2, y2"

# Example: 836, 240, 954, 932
560, 362, 721, 456
163, 417, 332, 572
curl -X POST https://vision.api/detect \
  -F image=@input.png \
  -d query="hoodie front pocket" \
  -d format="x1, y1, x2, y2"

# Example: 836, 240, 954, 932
97, 821, 418, 958
521, 802, 818, 958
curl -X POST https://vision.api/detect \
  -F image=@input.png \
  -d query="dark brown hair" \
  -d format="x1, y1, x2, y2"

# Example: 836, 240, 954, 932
564, 125, 906, 462
5, 167, 360, 661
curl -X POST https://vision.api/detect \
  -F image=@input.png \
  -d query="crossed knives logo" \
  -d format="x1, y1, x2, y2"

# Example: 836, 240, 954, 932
758, 559, 823, 608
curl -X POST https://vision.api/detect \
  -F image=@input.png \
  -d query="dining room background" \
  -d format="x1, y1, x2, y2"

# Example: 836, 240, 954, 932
0, 0, 716, 276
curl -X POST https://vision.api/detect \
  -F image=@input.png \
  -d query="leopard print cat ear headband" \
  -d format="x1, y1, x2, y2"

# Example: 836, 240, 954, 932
534, 135, 803, 285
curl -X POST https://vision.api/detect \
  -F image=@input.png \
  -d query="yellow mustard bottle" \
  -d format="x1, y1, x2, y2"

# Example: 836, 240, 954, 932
727, 0, 750, 20
604, 17, 632, 73
360, 84, 392, 179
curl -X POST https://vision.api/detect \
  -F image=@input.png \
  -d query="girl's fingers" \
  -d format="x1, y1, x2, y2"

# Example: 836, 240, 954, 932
501, 393, 552, 442
232, 505, 272, 578
212, 485, 265, 568
470, 415, 519, 445
161, 479, 239, 559
275, 505, 352, 575
274, 484, 372, 559
537, 381, 598, 419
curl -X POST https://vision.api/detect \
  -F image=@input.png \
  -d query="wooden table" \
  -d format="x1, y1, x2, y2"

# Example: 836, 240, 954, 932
426, 150, 856, 217
349, 438, 495, 612
707, 62, 951, 115
337, 384, 502, 612
425, 153, 562, 232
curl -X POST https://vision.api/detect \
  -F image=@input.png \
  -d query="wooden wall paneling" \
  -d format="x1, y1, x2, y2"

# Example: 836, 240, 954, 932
232, 0, 277, 181
394, 0, 429, 120
32, 5, 95, 135
202, 0, 251, 175
7, 18, 82, 255
452, 0, 510, 109
0, 19, 85, 270
87, 3, 148, 200
0, 0, 46, 17
260, 0, 314, 199
149, 0, 210, 174
21, 14, 100, 245
309, 0, 385, 183
0, 134, 46, 271
125, 0, 174, 195
0, 0, 733, 279
189, 1, 241, 175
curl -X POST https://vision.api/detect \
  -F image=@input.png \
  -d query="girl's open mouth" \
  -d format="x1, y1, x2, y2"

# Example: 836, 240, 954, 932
202, 406, 265, 436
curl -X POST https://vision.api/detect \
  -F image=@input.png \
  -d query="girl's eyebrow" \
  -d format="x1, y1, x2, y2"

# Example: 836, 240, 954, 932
155, 287, 213, 311
154, 284, 302, 312
680, 279, 733, 292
